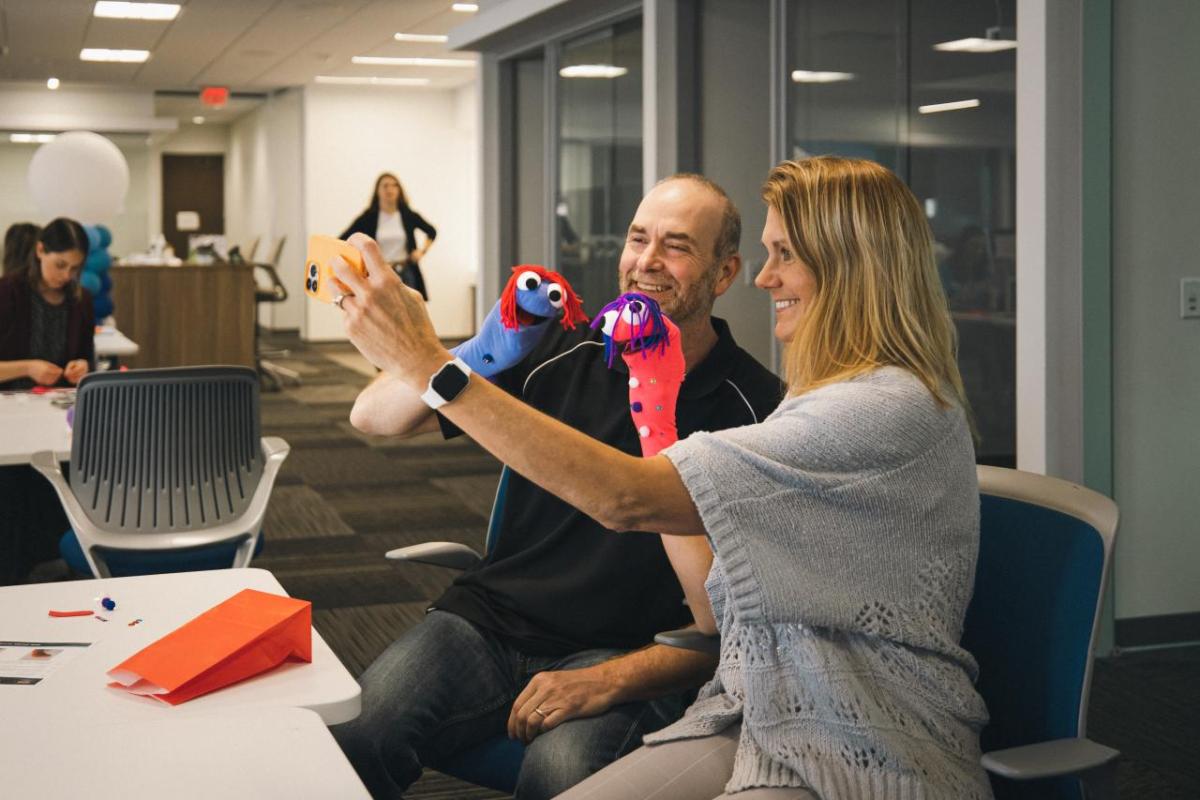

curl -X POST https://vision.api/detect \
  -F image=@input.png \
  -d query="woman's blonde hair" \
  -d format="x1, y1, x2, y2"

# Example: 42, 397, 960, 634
762, 156, 969, 411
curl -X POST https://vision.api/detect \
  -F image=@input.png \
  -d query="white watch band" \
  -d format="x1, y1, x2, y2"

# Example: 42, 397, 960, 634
420, 356, 473, 409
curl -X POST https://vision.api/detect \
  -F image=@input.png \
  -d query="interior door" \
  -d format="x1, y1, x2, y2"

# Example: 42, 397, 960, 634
162, 154, 224, 259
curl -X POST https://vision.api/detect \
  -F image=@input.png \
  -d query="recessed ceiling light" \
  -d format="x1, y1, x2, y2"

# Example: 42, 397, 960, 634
93, 2, 180, 21
192, 116, 205, 124
314, 76, 433, 86
917, 98, 981, 114
46, 77, 60, 90
351, 56, 474, 68
790, 70, 855, 83
451, 3, 479, 11
394, 33, 449, 43
10, 133, 57, 144
80, 48, 151, 63
559, 64, 628, 78
933, 37, 1016, 53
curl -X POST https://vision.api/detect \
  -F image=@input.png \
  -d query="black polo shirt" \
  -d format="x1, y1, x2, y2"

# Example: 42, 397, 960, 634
434, 318, 784, 656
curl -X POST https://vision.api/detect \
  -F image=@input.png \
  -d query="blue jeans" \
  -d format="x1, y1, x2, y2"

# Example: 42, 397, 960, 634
331, 610, 689, 800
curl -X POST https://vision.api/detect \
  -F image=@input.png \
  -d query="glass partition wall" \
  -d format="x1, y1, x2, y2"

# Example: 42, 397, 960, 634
502, 15, 643, 318
787, 0, 1017, 465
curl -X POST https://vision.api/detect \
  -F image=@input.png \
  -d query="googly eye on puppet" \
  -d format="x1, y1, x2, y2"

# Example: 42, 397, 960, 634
590, 291, 673, 368
500, 265, 588, 331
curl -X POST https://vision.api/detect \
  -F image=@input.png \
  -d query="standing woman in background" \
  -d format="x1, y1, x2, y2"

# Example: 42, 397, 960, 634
2, 222, 40, 276
341, 172, 437, 300
0, 217, 94, 390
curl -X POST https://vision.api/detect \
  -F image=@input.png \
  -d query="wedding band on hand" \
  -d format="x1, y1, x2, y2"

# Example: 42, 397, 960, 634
532, 707, 549, 718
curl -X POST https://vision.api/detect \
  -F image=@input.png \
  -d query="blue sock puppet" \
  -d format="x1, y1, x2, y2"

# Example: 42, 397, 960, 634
452, 265, 588, 378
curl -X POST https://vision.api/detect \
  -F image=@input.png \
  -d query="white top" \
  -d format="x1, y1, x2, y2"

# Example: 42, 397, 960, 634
376, 210, 408, 262
4, 706, 369, 799
0, 391, 71, 466
0, 568, 361, 729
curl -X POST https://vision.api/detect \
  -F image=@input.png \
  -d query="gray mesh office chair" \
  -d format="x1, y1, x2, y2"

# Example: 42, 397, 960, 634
31, 366, 289, 578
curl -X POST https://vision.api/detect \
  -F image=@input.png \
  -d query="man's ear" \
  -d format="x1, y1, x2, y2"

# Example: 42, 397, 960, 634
712, 253, 741, 298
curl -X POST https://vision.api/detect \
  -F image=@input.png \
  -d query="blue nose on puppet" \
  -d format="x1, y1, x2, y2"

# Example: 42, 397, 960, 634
451, 265, 587, 379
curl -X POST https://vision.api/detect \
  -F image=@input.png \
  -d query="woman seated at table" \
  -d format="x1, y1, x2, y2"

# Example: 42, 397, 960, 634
0, 217, 93, 390
333, 157, 991, 799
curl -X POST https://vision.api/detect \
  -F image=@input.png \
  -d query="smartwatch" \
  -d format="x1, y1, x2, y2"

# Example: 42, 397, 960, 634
421, 357, 473, 409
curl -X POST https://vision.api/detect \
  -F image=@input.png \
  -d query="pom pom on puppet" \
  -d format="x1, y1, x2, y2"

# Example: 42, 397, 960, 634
452, 265, 588, 379
592, 292, 684, 457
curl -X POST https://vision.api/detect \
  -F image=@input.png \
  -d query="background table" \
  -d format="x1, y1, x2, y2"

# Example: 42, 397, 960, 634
4, 706, 369, 799
94, 325, 140, 359
0, 568, 361, 727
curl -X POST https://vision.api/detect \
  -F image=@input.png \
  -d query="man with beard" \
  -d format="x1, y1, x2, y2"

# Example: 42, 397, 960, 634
333, 174, 783, 800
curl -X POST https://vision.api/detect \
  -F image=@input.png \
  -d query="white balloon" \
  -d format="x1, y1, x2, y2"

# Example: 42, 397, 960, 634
27, 131, 130, 225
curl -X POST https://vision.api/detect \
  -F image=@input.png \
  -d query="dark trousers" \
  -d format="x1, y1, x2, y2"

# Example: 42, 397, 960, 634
0, 464, 69, 584
331, 610, 688, 800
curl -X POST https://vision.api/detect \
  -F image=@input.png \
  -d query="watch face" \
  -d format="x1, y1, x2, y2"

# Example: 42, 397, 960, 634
431, 362, 470, 401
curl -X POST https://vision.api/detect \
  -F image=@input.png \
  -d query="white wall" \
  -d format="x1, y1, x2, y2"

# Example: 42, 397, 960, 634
226, 89, 306, 330
0, 83, 166, 258
303, 83, 479, 340
1112, 0, 1200, 621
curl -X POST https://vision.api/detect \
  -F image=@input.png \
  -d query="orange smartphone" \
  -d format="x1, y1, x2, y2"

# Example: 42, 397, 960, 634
304, 235, 367, 303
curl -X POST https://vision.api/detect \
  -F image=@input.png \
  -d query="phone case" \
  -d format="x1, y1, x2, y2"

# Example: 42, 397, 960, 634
304, 235, 367, 303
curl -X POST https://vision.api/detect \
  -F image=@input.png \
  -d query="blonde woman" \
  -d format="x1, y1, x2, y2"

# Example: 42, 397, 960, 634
331, 157, 991, 800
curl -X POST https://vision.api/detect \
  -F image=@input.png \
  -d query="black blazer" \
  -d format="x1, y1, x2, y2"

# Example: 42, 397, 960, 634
340, 205, 437, 261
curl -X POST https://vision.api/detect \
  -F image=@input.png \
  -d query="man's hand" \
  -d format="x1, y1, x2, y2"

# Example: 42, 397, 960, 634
63, 359, 89, 385
331, 233, 449, 389
27, 360, 63, 386
507, 665, 621, 744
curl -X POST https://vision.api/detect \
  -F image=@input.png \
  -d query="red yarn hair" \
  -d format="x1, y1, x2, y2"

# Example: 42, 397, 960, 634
499, 264, 588, 330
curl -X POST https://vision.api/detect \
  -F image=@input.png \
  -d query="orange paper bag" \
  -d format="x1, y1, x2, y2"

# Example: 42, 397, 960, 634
107, 589, 312, 705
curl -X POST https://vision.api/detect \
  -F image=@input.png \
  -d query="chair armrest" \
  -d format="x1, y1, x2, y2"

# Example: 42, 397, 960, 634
654, 627, 720, 655
386, 542, 483, 571
982, 737, 1119, 781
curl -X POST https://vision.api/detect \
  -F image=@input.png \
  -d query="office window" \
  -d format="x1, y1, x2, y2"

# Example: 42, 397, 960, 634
788, 0, 1017, 464
556, 18, 643, 315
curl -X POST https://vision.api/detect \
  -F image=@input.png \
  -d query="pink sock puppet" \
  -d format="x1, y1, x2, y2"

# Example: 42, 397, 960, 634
592, 293, 684, 457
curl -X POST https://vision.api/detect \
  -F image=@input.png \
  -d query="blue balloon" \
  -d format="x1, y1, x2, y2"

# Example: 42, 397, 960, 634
100, 271, 112, 294
94, 294, 114, 320
96, 225, 112, 249
84, 248, 111, 274
84, 225, 102, 253
80, 271, 101, 295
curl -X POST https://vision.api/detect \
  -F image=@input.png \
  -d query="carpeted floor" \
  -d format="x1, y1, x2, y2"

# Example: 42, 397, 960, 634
24, 334, 1200, 799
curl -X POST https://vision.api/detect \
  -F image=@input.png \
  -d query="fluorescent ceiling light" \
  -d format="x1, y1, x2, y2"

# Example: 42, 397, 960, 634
933, 37, 1016, 53
394, 33, 449, 43
315, 76, 432, 86
918, 98, 981, 114
80, 48, 150, 62
452, 3, 479, 11
559, 64, 628, 79
47, 77, 60, 90
93, 2, 180, 20
10, 133, 57, 143
791, 70, 855, 83
352, 56, 473, 67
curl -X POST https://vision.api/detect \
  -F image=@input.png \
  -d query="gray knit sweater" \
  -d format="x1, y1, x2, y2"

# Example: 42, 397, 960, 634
646, 367, 992, 799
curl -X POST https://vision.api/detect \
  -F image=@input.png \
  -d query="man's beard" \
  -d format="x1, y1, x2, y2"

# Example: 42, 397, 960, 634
621, 265, 718, 325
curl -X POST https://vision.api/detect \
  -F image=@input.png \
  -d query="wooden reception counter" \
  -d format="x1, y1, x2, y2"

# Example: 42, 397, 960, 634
109, 263, 255, 369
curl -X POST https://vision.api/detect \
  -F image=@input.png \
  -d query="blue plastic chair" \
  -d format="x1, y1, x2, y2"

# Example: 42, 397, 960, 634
657, 466, 1122, 799
31, 366, 289, 578
964, 465, 1121, 800
385, 465, 526, 793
